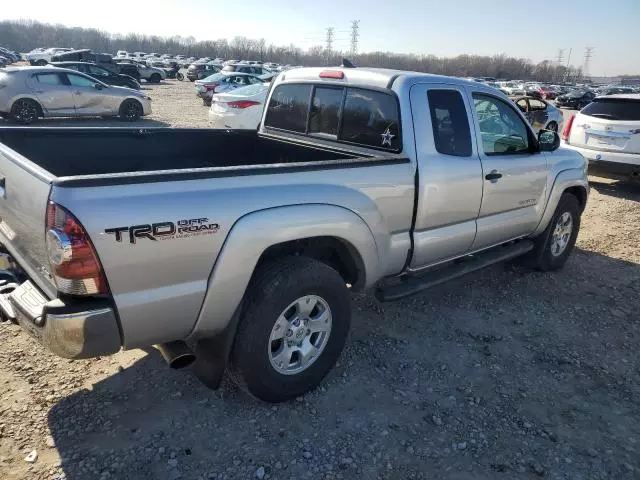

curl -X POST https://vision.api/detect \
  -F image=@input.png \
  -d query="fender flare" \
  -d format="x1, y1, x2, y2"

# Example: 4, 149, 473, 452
532, 168, 589, 236
187, 203, 380, 341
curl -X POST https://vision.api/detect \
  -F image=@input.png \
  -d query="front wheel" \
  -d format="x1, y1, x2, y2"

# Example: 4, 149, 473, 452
149, 73, 161, 83
229, 256, 351, 402
119, 99, 143, 121
176, 72, 184, 81
526, 193, 581, 271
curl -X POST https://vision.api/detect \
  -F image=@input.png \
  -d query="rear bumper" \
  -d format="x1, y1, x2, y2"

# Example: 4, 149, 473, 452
5, 280, 121, 359
563, 142, 640, 180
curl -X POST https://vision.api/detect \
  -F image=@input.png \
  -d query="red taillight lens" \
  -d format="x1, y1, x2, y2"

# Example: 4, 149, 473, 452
45, 201, 107, 295
561, 114, 576, 142
204, 84, 218, 91
319, 70, 345, 79
227, 100, 261, 109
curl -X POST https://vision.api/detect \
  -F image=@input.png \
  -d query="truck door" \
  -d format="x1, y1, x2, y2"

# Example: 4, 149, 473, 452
408, 84, 483, 269
466, 90, 548, 250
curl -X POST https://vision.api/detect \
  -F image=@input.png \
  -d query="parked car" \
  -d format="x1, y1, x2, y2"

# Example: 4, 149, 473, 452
50, 62, 140, 90
50, 49, 112, 64
555, 89, 596, 109
222, 64, 265, 75
187, 63, 221, 82
514, 96, 563, 133
562, 94, 640, 183
0, 66, 151, 123
115, 50, 129, 58
117, 59, 166, 83
499, 81, 525, 96
538, 86, 557, 100
208, 82, 270, 129
26, 48, 73, 66
195, 71, 264, 106
0, 47, 20, 63
598, 86, 636, 96
0, 67, 587, 403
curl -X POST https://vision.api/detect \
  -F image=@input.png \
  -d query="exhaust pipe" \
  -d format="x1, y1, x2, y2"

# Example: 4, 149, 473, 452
157, 341, 196, 369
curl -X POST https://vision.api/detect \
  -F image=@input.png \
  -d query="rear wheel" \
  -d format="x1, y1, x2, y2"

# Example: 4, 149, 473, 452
35, 59, 47, 66
149, 73, 161, 83
118, 99, 143, 121
10, 99, 41, 124
229, 256, 351, 402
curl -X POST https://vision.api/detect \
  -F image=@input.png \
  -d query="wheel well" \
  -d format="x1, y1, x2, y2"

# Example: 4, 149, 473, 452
12, 98, 43, 117
564, 186, 588, 212
256, 237, 365, 290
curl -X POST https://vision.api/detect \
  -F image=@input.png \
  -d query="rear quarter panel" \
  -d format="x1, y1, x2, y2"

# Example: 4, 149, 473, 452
51, 161, 414, 348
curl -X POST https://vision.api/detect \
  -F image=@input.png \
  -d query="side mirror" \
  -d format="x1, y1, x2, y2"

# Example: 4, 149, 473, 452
93, 83, 103, 90
538, 129, 560, 152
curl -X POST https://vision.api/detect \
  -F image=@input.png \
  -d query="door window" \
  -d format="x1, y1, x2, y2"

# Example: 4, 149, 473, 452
87, 65, 110, 78
309, 87, 343, 136
472, 94, 530, 155
67, 73, 96, 88
427, 89, 472, 157
528, 99, 546, 111
34, 73, 64, 85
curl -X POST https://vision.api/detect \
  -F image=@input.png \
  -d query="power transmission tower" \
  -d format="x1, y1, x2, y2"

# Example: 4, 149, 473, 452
583, 46, 594, 80
555, 49, 565, 82
325, 27, 334, 55
350, 20, 360, 56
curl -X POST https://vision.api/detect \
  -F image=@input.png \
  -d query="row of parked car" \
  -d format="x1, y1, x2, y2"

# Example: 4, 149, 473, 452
0, 47, 21, 67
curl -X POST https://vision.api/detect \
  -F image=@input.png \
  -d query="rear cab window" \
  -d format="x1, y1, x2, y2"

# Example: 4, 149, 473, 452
581, 98, 640, 121
264, 83, 401, 151
427, 89, 472, 157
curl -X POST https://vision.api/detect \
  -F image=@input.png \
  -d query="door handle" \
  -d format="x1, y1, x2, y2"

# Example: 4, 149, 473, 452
485, 170, 502, 182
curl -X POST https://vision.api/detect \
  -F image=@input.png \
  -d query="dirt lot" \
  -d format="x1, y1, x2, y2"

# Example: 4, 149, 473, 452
0, 79, 639, 480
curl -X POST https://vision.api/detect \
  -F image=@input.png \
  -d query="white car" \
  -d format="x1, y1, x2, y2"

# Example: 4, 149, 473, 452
208, 83, 270, 129
26, 48, 73, 66
563, 94, 640, 182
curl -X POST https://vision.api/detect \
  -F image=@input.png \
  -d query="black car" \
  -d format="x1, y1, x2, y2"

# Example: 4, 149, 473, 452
186, 63, 221, 82
555, 90, 596, 109
50, 62, 141, 90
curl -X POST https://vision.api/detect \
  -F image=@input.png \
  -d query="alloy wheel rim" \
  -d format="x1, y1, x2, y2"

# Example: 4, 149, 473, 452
268, 295, 332, 375
550, 211, 573, 257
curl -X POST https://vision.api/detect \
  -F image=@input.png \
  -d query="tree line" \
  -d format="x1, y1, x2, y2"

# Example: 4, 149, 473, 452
1, 19, 584, 82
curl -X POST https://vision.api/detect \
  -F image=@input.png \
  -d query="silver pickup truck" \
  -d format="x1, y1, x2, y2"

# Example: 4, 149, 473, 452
0, 66, 588, 402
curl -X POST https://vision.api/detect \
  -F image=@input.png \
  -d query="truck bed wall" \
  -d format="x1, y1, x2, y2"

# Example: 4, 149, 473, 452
0, 128, 356, 177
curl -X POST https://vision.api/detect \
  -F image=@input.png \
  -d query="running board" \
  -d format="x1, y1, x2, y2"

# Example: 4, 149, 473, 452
375, 240, 534, 302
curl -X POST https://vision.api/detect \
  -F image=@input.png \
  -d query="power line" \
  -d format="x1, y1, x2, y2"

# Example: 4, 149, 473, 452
350, 20, 360, 56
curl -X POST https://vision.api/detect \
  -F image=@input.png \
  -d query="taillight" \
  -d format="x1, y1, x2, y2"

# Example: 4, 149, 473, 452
227, 100, 261, 109
45, 201, 107, 295
561, 115, 576, 142
204, 84, 218, 92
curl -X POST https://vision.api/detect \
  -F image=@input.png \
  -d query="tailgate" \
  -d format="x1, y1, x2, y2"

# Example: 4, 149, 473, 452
570, 98, 640, 155
0, 141, 55, 298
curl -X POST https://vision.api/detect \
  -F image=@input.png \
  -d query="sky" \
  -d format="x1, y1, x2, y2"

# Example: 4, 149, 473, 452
3, 0, 640, 76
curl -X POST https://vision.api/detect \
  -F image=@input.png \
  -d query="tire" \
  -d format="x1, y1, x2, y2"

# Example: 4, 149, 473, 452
229, 256, 351, 402
176, 72, 184, 81
35, 59, 47, 66
118, 99, 143, 121
10, 98, 41, 124
149, 73, 161, 83
546, 121, 558, 132
525, 193, 581, 271
202, 98, 211, 107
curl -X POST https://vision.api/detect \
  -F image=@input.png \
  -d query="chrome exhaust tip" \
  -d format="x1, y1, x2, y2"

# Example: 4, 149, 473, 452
157, 341, 196, 369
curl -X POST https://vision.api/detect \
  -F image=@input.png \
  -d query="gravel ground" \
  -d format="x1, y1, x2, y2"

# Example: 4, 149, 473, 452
1, 80, 639, 480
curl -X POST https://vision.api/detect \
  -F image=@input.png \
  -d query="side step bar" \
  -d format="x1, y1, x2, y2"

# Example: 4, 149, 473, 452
375, 240, 534, 302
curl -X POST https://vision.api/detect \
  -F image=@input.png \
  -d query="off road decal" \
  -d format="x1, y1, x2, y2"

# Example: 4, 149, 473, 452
105, 218, 219, 244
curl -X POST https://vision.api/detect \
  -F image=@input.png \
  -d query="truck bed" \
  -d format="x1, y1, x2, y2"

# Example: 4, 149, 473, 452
0, 128, 359, 178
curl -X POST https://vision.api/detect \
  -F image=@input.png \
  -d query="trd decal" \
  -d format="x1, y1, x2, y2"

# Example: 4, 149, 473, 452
105, 218, 219, 244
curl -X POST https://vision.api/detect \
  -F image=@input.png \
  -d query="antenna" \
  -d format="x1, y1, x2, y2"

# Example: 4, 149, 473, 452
350, 20, 360, 56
